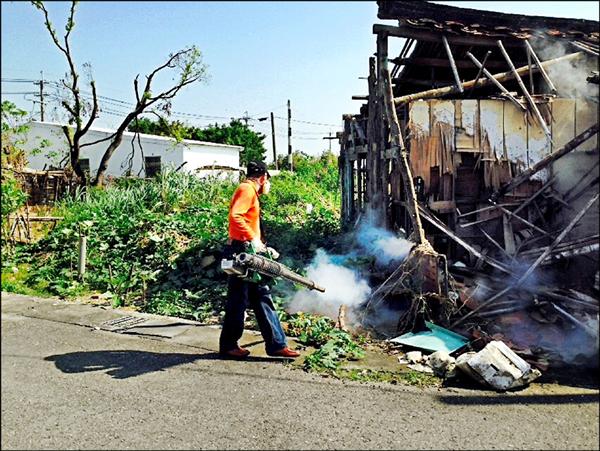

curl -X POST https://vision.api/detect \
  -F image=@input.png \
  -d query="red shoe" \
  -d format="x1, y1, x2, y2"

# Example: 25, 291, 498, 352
220, 347, 250, 359
268, 347, 301, 358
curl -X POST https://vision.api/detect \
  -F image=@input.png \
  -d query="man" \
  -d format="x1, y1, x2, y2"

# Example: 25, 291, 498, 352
219, 161, 301, 359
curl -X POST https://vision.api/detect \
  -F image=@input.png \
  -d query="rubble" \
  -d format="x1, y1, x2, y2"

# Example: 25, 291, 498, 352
455, 341, 542, 391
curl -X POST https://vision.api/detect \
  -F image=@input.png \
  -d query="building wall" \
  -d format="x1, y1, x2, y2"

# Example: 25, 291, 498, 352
22, 121, 241, 179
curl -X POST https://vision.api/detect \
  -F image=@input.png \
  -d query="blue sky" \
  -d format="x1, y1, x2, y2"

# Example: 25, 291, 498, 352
2, 1, 598, 160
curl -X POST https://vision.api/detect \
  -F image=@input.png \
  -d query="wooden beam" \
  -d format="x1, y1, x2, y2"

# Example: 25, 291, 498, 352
490, 123, 599, 202
373, 24, 524, 47
393, 51, 583, 104
390, 56, 513, 70
451, 192, 599, 327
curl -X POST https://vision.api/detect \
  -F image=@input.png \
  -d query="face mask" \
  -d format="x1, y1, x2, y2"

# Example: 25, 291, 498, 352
261, 180, 271, 195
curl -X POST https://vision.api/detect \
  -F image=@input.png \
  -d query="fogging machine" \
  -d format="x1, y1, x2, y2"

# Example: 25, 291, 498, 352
221, 252, 326, 292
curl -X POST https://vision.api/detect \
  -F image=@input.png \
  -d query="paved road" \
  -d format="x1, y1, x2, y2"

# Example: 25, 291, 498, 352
1, 293, 599, 450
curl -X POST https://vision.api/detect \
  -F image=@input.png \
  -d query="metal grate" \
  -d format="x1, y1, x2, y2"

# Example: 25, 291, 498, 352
99, 316, 148, 332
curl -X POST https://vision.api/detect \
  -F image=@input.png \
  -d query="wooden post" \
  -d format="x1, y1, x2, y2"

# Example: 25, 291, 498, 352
381, 57, 425, 244
270, 112, 278, 170
78, 234, 87, 280
442, 36, 463, 93
287, 99, 292, 171
366, 57, 377, 210
376, 32, 388, 224
497, 40, 552, 142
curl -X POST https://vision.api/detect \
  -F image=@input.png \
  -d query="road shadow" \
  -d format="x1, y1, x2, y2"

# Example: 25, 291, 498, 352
45, 350, 288, 379
437, 393, 599, 405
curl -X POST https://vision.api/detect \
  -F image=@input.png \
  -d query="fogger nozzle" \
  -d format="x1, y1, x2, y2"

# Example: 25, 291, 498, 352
237, 253, 326, 292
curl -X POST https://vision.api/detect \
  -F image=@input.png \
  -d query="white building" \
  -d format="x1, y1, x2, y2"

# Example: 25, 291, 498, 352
22, 121, 243, 180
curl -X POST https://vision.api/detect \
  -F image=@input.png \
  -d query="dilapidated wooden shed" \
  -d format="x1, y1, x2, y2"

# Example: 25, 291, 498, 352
340, 1, 598, 297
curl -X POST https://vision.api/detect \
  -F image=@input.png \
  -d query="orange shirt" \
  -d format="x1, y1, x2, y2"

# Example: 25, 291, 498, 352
228, 181, 261, 242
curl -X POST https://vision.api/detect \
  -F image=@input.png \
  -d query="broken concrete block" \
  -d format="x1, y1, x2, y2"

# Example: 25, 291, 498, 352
405, 350, 423, 363
455, 341, 541, 391
428, 350, 456, 378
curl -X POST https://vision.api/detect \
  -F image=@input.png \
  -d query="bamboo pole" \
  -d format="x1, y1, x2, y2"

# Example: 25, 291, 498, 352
393, 51, 583, 104
525, 40, 557, 94
497, 40, 553, 142
467, 51, 527, 112
468, 50, 491, 98
442, 36, 463, 93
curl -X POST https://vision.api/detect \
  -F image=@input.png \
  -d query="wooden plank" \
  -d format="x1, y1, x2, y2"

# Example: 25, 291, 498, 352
575, 99, 598, 152
390, 56, 513, 70
551, 99, 576, 151
528, 101, 552, 181
455, 100, 479, 151
503, 100, 528, 170
491, 123, 599, 202
480, 100, 505, 160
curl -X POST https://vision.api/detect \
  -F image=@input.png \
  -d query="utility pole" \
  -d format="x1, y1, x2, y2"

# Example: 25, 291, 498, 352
323, 131, 337, 153
287, 99, 292, 171
242, 110, 251, 127
38, 71, 45, 121
270, 112, 278, 170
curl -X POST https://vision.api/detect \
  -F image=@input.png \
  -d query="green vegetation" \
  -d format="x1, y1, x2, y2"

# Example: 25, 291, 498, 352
286, 312, 366, 371
128, 117, 267, 166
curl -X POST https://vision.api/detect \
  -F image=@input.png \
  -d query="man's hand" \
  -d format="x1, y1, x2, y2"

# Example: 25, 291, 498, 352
250, 237, 267, 254
266, 247, 280, 259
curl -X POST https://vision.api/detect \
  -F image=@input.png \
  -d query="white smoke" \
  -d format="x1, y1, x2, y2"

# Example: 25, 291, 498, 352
288, 249, 371, 321
530, 37, 599, 99
356, 217, 414, 266
287, 214, 415, 325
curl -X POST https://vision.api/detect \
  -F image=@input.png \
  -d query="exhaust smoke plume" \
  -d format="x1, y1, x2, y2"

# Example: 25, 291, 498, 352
288, 249, 371, 321
287, 214, 414, 326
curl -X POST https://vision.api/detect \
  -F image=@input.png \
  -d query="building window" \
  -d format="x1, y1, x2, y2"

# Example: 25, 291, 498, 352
78, 158, 90, 175
145, 156, 161, 178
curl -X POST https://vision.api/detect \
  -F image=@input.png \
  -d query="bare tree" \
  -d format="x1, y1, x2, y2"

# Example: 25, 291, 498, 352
32, 1, 208, 186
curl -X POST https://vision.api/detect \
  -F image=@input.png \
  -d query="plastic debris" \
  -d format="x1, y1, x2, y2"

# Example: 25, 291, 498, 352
390, 321, 469, 353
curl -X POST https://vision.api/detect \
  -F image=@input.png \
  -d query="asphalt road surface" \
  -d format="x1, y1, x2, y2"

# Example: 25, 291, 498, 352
2, 298, 599, 450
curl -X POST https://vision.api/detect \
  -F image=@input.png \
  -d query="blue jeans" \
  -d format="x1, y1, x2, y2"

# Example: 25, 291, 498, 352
219, 274, 288, 355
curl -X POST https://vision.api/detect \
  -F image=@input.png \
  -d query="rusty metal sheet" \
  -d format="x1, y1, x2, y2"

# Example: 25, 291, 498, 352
502, 101, 528, 172
575, 99, 598, 152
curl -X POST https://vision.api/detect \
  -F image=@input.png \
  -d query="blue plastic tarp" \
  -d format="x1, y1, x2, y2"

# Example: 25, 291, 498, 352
389, 321, 469, 353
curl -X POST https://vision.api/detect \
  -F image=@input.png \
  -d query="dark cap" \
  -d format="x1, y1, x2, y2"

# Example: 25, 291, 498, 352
246, 161, 270, 178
